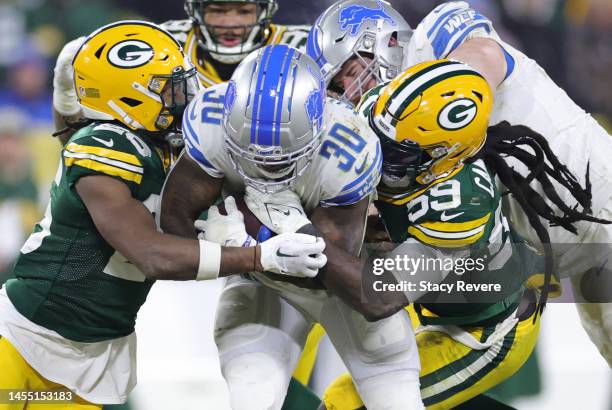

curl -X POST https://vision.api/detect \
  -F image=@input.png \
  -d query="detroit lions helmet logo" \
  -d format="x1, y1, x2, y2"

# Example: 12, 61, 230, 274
306, 87, 324, 129
338, 0, 395, 36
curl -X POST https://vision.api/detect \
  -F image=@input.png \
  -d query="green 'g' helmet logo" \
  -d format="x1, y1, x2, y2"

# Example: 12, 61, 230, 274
107, 40, 154, 68
437, 98, 478, 130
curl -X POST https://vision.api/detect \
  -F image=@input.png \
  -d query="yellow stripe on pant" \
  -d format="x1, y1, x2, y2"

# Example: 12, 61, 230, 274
0, 337, 102, 410
322, 305, 540, 410
292, 323, 326, 385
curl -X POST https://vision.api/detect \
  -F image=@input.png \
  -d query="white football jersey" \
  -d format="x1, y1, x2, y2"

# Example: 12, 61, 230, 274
182, 83, 382, 213
406, 2, 612, 269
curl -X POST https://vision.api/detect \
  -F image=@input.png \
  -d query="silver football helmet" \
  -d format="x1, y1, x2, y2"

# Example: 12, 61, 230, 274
306, 0, 412, 103
184, 0, 278, 64
223, 44, 326, 193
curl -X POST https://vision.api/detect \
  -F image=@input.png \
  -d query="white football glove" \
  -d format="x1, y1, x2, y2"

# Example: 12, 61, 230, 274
244, 186, 311, 234
259, 233, 327, 278
53, 36, 86, 116
194, 196, 255, 247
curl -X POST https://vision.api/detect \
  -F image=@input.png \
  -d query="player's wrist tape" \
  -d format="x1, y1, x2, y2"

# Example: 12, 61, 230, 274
197, 240, 221, 280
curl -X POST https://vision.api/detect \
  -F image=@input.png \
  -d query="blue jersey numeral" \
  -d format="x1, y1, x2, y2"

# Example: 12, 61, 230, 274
201, 90, 224, 125
319, 123, 366, 171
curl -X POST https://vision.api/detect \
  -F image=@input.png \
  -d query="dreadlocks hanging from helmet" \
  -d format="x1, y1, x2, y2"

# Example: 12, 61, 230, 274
475, 121, 610, 315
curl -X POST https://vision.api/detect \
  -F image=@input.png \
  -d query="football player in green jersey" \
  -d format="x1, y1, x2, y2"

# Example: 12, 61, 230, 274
165, 0, 310, 88
246, 60, 605, 409
0, 21, 326, 409
48, 1, 321, 404
326, 60, 542, 409
318, 59, 611, 409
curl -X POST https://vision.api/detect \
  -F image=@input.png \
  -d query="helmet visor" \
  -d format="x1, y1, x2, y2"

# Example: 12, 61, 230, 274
379, 134, 430, 191
152, 65, 199, 131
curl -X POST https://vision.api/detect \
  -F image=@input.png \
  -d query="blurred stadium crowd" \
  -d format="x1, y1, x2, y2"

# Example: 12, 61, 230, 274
0, 0, 610, 407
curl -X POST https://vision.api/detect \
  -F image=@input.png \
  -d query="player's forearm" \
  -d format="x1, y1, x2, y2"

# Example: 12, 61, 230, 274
298, 223, 407, 321
323, 243, 408, 321
159, 205, 199, 238
448, 37, 506, 89
135, 233, 200, 280
160, 154, 222, 238
135, 232, 260, 280
159, 182, 201, 238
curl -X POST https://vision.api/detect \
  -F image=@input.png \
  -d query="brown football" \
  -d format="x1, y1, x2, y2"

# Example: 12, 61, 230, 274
219, 195, 325, 290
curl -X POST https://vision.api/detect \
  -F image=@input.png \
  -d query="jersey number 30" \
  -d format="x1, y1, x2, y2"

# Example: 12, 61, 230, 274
319, 123, 366, 171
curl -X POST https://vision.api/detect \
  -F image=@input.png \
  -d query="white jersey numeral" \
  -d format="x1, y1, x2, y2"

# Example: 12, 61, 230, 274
407, 179, 462, 222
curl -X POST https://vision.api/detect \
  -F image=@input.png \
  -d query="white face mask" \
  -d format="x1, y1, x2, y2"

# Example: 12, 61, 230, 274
188, 1, 276, 64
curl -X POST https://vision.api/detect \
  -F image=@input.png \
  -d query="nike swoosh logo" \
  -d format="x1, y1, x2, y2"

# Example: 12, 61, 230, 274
92, 136, 114, 148
276, 249, 297, 258
440, 211, 465, 221
354, 152, 369, 174
270, 207, 291, 216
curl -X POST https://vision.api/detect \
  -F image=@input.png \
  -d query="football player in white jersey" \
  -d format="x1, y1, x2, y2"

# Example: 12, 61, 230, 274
160, 44, 425, 410
307, 0, 612, 366
52, 0, 310, 146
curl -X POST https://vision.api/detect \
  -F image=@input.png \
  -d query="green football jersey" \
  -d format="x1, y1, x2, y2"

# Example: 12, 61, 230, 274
376, 160, 534, 325
5, 122, 174, 343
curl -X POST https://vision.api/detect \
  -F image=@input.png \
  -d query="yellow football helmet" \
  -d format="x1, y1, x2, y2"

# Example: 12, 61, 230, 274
72, 21, 198, 141
370, 59, 493, 190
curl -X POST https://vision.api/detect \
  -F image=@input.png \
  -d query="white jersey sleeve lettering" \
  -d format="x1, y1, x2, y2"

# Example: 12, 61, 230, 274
182, 84, 229, 178
409, 2, 515, 79
422, 2, 495, 59
183, 93, 381, 211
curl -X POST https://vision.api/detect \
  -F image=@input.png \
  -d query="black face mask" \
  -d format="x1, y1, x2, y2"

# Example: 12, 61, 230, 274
153, 66, 198, 146
370, 114, 431, 192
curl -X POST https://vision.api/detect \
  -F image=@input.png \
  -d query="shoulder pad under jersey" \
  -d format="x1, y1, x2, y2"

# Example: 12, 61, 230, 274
270, 24, 311, 53
356, 83, 387, 121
